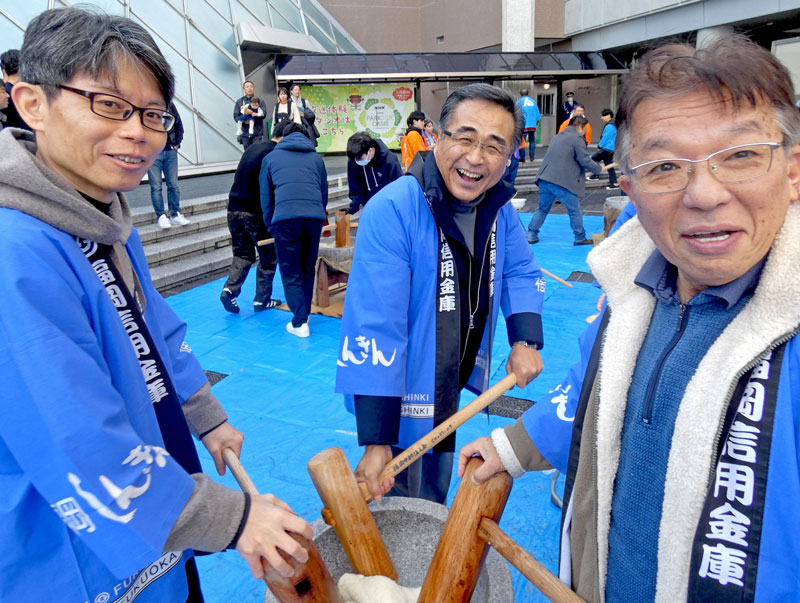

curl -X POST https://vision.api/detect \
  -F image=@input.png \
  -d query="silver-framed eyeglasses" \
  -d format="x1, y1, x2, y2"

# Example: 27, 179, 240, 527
629, 142, 782, 194
55, 84, 176, 133
441, 129, 509, 160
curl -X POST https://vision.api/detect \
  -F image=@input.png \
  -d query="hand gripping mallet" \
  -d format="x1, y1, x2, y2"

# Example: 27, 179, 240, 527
222, 448, 342, 603
306, 372, 518, 580
418, 456, 584, 603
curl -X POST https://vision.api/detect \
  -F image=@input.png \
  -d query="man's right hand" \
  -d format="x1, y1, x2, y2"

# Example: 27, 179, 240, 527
458, 436, 507, 484
235, 494, 313, 579
354, 444, 394, 501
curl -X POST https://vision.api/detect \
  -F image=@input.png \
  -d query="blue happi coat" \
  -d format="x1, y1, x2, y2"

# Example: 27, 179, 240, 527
0, 209, 205, 602
335, 166, 544, 450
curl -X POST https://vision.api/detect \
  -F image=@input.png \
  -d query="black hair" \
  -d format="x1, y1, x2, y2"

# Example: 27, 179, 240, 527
346, 131, 375, 159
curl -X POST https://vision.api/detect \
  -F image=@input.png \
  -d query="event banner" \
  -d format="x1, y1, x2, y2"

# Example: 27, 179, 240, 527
299, 83, 416, 153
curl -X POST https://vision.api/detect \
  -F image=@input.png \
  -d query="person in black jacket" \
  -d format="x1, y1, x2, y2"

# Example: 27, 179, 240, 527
260, 123, 327, 338
219, 123, 286, 314
345, 132, 402, 214
147, 101, 188, 228
1, 49, 30, 131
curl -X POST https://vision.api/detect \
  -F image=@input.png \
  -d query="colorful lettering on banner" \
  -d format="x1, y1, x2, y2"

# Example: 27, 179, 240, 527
337, 334, 396, 368
689, 346, 785, 601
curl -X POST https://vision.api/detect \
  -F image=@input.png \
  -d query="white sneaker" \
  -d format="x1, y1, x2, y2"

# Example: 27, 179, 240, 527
157, 214, 172, 229
286, 321, 310, 338
170, 212, 190, 226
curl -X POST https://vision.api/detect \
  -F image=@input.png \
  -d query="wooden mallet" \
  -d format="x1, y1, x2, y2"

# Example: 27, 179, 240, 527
306, 373, 519, 580
418, 456, 584, 603
222, 449, 342, 603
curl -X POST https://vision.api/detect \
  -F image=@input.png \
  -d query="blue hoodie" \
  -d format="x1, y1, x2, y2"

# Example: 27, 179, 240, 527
259, 132, 328, 229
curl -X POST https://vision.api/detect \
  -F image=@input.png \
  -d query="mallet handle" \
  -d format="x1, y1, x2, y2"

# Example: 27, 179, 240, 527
540, 268, 573, 288
222, 449, 343, 603
478, 518, 585, 603
258, 221, 358, 246
360, 372, 518, 502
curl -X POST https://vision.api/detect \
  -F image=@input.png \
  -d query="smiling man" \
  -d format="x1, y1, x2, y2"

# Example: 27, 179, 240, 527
336, 84, 546, 503
459, 36, 800, 602
0, 8, 311, 602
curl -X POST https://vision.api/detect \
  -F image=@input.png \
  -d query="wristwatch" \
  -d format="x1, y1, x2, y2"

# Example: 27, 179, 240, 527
512, 340, 539, 350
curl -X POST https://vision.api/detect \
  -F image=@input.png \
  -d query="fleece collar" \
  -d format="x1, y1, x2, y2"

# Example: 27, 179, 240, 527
586, 203, 800, 602
0, 128, 133, 245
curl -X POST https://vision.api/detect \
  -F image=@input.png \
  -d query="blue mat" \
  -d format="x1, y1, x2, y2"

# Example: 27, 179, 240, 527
170, 213, 603, 602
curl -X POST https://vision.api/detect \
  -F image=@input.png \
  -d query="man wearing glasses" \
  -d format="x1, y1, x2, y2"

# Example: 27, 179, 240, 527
460, 36, 800, 602
337, 83, 546, 504
0, 8, 311, 602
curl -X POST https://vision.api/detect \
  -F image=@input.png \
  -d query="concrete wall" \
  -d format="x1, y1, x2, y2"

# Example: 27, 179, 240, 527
318, 0, 502, 52
564, 0, 800, 51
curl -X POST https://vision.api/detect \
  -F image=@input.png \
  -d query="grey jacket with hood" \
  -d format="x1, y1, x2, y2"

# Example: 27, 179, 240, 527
0, 127, 245, 553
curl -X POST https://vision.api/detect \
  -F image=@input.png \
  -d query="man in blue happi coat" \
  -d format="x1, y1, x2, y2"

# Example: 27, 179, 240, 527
0, 8, 311, 602
336, 83, 546, 504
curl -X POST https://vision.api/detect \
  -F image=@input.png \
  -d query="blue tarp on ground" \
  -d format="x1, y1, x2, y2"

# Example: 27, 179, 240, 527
170, 213, 603, 602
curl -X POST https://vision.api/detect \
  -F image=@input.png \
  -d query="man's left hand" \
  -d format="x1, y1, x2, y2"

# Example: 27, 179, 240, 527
201, 421, 245, 476
506, 345, 543, 388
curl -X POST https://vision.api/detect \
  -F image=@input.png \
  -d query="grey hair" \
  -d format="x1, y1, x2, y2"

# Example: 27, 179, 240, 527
20, 7, 174, 105
615, 35, 800, 172
439, 83, 523, 153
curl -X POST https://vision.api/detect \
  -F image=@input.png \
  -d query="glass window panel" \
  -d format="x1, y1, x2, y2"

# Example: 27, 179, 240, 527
203, 0, 232, 21
130, 0, 188, 55
191, 67, 239, 144
268, 0, 303, 32
236, 0, 271, 25
332, 27, 359, 54
305, 18, 337, 53
173, 98, 198, 165
5, 0, 56, 31
188, 24, 240, 93
299, 0, 333, 37
0, 15, 25, 51
269, 7, 299, 34
197, 118, 241, 164
159, 45, 192, 106
186, 0, 236, 56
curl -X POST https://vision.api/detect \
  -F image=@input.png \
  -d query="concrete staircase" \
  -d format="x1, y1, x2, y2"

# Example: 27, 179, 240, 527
139, 160, 613, 295
136, 173, 352, 295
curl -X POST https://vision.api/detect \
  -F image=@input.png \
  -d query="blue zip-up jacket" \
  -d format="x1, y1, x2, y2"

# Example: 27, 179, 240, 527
260, 132, 327, 229
597, 121, 617, 152
335, 155, 545, 450
494, 206, 800, 601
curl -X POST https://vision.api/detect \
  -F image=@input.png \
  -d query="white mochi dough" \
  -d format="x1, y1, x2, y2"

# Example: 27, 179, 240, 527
337, 573, 421, 603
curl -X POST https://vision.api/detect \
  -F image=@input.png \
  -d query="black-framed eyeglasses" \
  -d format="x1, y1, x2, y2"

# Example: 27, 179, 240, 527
441, 129, 509, 160
55, 84, 175, 133
628, 142, 782, 194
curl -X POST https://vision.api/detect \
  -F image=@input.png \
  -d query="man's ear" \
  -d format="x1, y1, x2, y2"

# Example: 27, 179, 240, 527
619, 174, 637, 208
786, 142, 800, 203
12, 82, 49, 131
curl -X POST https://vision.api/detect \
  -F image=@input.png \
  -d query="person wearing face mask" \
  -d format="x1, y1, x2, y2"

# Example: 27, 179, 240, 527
345, 131, 402, 215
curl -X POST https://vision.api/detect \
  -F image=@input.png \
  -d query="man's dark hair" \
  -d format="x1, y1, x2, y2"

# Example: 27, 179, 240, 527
271, 121, 287, 139
439, 83, 523, 152
616, 34, 800, 170
282, 122, 309, 138
243, 80, 253, 88
0, 50, 20, 76
601, 108, 614, 118
407, 110, 425, 128
520, 88, 528, 96
569, 115, 589, 128
346, 131, 376, 160
20, 8, 174, 106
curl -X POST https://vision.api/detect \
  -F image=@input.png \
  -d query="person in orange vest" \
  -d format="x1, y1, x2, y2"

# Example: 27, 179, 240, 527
401, 110, 429, 170
558, 104, 592, 144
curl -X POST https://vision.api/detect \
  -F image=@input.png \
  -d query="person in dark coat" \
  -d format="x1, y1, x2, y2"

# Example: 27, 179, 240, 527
526, 115, 608, 245
260, 123, 328, 337
345, 132, 402, 214
220, 123, 286, 314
